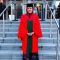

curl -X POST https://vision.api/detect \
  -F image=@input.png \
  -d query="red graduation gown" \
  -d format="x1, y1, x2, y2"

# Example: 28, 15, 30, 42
18, 13, 42, 54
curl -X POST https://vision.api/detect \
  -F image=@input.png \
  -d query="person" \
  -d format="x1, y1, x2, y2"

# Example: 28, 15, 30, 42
0, 0, 6, 20
18, 3, 42, 60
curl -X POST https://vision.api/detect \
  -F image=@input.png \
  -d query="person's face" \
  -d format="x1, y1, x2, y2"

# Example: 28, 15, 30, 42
27, 7, 33, 13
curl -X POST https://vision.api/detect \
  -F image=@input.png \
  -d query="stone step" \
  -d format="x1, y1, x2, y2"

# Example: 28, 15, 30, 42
0, 43, 56, 47
0, 50, 57, 60
0, 37, 57, 43
0, 37, 57, 40
0, 24, 57, 28
0, 20, 56, 24
0, 43, 56, 51
0, 32, 57, 37
0, 50, 58, 56
0, 32, 57, 34
0, 28, 57, 32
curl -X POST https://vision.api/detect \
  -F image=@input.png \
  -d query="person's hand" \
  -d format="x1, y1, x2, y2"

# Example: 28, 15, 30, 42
27, 32, 34, 36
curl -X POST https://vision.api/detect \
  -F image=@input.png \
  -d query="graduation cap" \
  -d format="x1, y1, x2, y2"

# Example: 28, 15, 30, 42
26, 3, 33, 7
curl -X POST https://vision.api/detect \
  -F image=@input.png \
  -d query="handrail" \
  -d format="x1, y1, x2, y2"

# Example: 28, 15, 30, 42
0, 3, 11, 39
0, 4, 10, 17
51, 9, 59, 28
51, 6, 59, 60
47, 3, 59, 28
52, 8, 59, 60
47, 3, 59, 60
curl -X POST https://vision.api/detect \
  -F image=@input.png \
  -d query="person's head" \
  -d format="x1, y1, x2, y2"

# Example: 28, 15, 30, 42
26, 3, 34, 14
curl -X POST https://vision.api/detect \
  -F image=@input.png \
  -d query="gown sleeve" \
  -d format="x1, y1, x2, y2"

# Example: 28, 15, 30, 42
18, 15, 27, 41
34, 14, 43, 38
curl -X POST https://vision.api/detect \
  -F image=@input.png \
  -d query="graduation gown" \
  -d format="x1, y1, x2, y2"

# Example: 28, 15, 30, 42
27, 20, 33, 55
18, 13, 42, 54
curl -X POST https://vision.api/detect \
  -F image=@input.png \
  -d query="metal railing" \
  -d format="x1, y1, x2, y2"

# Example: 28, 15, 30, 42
52, 9, 59, 60
0, 4, 10, 38
47, 3, 59, 60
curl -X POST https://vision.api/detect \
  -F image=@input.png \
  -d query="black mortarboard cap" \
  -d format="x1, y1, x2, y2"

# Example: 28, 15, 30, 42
27, 3, 33, 7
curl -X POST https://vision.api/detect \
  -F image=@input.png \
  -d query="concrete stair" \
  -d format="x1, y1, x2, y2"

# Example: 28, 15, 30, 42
0, 20, 59, 60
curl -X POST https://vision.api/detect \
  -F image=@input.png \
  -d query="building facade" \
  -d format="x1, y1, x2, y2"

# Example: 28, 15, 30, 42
0, 0, 56, 20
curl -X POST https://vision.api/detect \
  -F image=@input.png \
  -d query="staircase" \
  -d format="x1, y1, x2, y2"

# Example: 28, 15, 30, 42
0, 19, 59, 60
